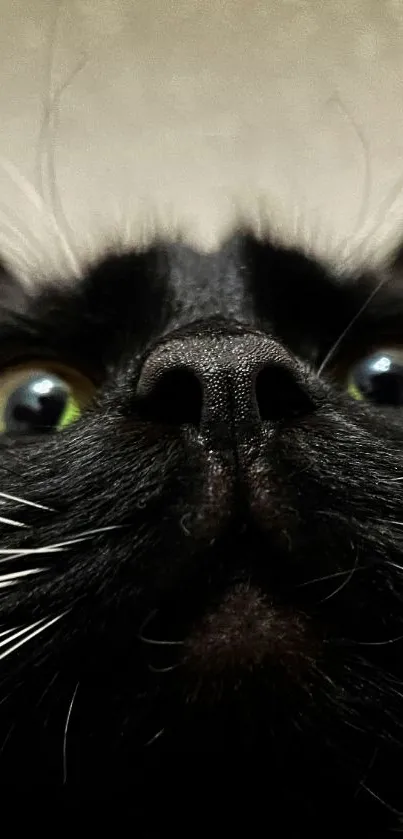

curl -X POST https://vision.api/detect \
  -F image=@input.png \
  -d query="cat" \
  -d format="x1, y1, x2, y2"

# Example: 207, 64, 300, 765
0, 231, 403, 828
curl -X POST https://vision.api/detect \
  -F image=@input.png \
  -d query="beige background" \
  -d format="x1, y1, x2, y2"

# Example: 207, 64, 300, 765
1, 0, 403, 280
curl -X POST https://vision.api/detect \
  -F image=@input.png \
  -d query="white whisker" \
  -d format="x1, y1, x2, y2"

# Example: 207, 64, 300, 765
352, 172, 403, 268
0, 205, 46, 265
62, 681, 79, 784
318, 555, 359, 603
0, 526, 123, 563
0, 159, 45, 213
138, 609, 184, 647
359, 783, 403, 817
20, 525, 123, 554
350, 634, 403, 647
0, 242, 33, 275
0, 568, 45, 583
0, 626, 23, 639
0, 581, 17, 589
329, 95, 372, 248
145, 728, 165, 748
297, 567, 365, 588
0, 547, 64, 564
0, 517, 26, 528
0, 492, 53, 512
58, 525, 123, 541
148, 663, 180, 673
0, 224, 41, 271
0, 614, 65, 662
317, 273, 392, 376
0, 619, 49, 651
34, 1, 84, 279
0, 546, 67, 556
0, 721, 16, 754
386, 560, 403, 571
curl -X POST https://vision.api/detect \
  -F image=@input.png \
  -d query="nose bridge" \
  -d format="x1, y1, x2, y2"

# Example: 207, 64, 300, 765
181, 333, 282, 426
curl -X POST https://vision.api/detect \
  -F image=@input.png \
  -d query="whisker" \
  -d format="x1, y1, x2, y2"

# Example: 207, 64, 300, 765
0, 613, 65, 662
386, 561, 403, 571
0, 517, 26, 528
0, 626, 24, 639
332, 635, 403, 647
297, 566, 365, 588
0, 619, 51, 651
0, 158, 46, 213
139, 635, 184, 648
0, 546, 68, 556
57, 525, 124, 541
352, 172, 403, 267
0, 568, 46, 583
0, 225, 40, 273
145, 728, 165, 748
0, 526, 123, 560
318, 555, 359, 603
360, 783, 403, 817
138, 610, 184, 647
41, 66, 87, 268
0, 205, 47, 265
0, 492, 53, 512
36, 670, 60, 709
62, 681, 79, 785
327, 94, 372, 247
148, 663, 181, 673
317, 273, 392, 375
354, 747, 379, 800
0, 547, 64, 564
0, 721, 16, 754
345, 634, 403, 647
0, 241, 33, 275
0, 156, 79, 278
36, 2, 83, 278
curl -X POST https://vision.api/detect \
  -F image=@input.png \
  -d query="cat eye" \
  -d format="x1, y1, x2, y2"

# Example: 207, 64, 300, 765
346, 349, 403, 406
0, 362, 96, 437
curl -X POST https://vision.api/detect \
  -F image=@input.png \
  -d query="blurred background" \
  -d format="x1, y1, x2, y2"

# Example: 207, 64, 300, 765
1, 0, 403, 277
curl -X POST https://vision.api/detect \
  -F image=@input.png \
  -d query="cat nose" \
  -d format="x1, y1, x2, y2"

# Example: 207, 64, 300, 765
136, 329, 313, 433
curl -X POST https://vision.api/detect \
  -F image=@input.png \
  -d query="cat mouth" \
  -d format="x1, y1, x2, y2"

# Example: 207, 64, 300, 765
137, 552, 319, 677
182, 582, 317, 675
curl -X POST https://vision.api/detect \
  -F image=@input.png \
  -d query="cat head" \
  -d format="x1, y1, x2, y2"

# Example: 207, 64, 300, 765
0, 234, 402, 825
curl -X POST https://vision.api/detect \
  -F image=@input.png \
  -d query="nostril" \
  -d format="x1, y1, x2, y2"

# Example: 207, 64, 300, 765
137, 367, 203, 427
255, 365, 313, 422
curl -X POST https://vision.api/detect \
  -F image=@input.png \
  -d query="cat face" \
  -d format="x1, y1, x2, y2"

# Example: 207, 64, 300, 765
0, 233, 403, 826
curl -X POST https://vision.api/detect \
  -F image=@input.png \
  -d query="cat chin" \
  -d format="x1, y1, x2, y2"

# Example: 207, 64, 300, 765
182, 583, 315, 674
137, 544, 319, 683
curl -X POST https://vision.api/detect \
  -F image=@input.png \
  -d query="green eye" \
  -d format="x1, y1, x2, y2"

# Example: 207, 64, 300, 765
0, 363, 96, 437
346, 349, 403, 406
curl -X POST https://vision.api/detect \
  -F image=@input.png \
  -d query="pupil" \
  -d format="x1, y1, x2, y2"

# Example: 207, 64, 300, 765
355, 354, 403, 406
5, 374, 69, 435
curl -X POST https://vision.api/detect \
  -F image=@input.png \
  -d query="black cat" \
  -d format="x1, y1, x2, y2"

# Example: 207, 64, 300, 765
0, 233, 402, 828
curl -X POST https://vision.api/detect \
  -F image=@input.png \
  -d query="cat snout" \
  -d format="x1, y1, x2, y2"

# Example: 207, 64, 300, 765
136, 326, 314, 436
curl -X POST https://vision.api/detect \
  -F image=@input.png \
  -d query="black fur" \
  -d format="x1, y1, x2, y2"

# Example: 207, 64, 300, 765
1, 233, 403, 828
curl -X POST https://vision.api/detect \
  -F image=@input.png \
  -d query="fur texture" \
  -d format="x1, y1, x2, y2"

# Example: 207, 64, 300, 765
0, 234, 403, 828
